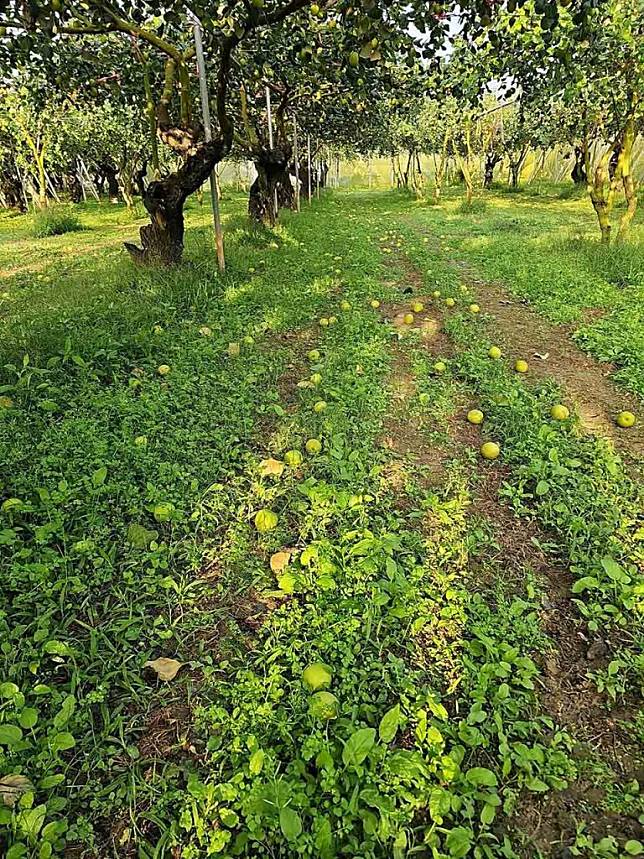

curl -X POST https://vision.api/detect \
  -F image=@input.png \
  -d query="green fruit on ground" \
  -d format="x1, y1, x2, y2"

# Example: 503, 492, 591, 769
157, 364, 170, 376
284, 450, 303, 467
445, 297, 455, 307
349, 51, 359, 67
254, 509, 278, 532
0, 396, 14, 409
307, 349, 320, 362
550, 404, 570, 421
616, 411, 636, 428
467, 409, 484, 425
412, 301, 424, 313
488, 346, 502, 359
515, 360, 529, 373
433, 290, 441, 298
403, 313, 414, 324
370, 299, 380, 308
469, 303, 480, 313
328, 316, 337, 325
302, 662, 332, 691
319, 318, 329, 327
433, 361, 447, 373
340, 300, 351, 311
311, 3, 320, 13
481, 442, 500, 460
153, 502, 174, 522
306, 438, 322, 454
310, 373, 322, 385
313, 400, 327, 413
153, 325, 163, 334
308, 691, 339, 720
134, 435, 148, 447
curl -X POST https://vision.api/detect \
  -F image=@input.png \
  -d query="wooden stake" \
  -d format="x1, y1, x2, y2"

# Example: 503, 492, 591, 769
265, 86, 278, 219
293, 117, 301, 212
307, 134, 312, 203
190, 11, 225, 273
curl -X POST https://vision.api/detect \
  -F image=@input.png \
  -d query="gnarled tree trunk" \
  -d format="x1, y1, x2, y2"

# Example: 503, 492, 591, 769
124, 139, 225, 266
249, 146, 291, 226
99, 161, 120, 203
483, 153, 500, 189
571, 145, 586, 185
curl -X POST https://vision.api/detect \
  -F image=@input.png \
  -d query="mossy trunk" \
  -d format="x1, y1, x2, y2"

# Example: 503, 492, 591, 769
124, 139, 225, 266
248, 147, 291, 226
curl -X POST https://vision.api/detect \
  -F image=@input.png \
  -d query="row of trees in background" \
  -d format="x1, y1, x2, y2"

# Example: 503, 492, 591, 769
0, 0, 641, 258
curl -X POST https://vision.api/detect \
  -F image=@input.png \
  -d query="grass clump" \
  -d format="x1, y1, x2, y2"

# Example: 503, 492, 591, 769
457, 196, 488, 214
32, 204, 84, 238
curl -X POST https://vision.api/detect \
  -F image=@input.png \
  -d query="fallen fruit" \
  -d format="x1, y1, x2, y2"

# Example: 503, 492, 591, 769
134, 435, 148, 447
550, 404, 570, 421
469, 303, 480, 314
467, 409, 484, 425
433, 290, 441, 298
228, 342, 240, 357
254, 509, 278, 532
308, 691, 339, 720
157, 364, 170, 376
340, 300, 351, 311
305, 438, 322, 454
488, 346, 502, 359
0, 396, 14, 409
302, 662, 332, 691
199, 325, 212, 336
328, 316, 338, 325
284, 450, 303, 467
515, 360, 529, 373
403, 313, 414, 324
481, 442, 500, 460
153, 502, 174, 522
616, 411, 636, 428
433, 361, 447, 373
307, 349, 321, 362
370, 299, 380, 309
310, 373, 322, 385
313, 400, 327, 413
412, 301, 424, 313
319, 318, 329, 327
445, 297, 455, 307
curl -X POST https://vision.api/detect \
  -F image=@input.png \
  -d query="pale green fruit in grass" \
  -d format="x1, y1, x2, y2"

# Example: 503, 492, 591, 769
480, 442, 500, 460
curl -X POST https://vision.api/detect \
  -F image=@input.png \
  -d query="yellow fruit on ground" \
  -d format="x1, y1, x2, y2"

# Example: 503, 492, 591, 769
305, 438, 322, 454
134, 435, 148, 447
307, 349, 321, 362
550, 404, 570, 421
469, 303, 480, 314
481, 442, 500, 460
310, 373, 322, 385
616, 411, 636, 428
313, 400, 327, 413
433, 290, 441, 298
403, 313, 414, 324
228, 342, 241, 357
467, 409, 484, 425
412, 301, 424, 313
328, 316, 338, 325
302, 662, 332, 691
370, 299, 381, 309
198, 325, 212, 336
153, 325, 163, 334
0, 396, 14, 409
157, 364, 170, 376
433, 361, 447, 373
488, 346, 502, 359
319, 317, 330, 327
515, 360, 529, 373
445, 297, 455, 307
284, 450, 303, 467
340, 300, 351, 311
254, 509, 278, 532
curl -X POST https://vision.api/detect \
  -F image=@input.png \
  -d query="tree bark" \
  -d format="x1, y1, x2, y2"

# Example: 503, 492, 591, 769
571, 145, 586, 185
248, 146, 291, 226
124, 139, 226, 266
100, 161, 120, 203
483, 153, 500, 189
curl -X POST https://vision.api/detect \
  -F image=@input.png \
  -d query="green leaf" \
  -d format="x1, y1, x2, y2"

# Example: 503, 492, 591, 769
625, 841, 643, 856
571, 576, 599, 593
342, 727, 376, 768
126, 523, 158, 549
535, 480, 550, 496
92, 466, 107, 487
378, 704, 400, 743
465, 767, 497, 787
525, 776, 549, 792
18, 708, 38, 729
445, 826, 473, 858
219, 808, 239, 828
50, 732, 75, 753
249, 749, 265, 775
429, 787, 451, 823
279, 807, 302, 841
481, 801, 496, 825
0, 724, 23, 746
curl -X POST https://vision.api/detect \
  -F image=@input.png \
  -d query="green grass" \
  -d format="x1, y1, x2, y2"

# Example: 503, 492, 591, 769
0, 188, 642, 858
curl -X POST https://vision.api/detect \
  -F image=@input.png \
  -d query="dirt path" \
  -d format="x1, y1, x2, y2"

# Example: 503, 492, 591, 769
379, 247, 642, 856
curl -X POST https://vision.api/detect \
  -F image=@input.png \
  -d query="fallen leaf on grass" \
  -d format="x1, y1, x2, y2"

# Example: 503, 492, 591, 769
0, 774, 33, 807
270, 551, 291, 573
260, 458, 285, 477
144, 658, 183, 681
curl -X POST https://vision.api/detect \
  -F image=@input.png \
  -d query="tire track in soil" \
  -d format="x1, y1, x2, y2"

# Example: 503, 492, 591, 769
381, 247, 642, 856
404, 219, 644, 473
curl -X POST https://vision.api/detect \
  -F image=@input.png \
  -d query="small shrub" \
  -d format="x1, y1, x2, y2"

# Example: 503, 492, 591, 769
32, 205, 84, 238
456, 196, 487, 214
